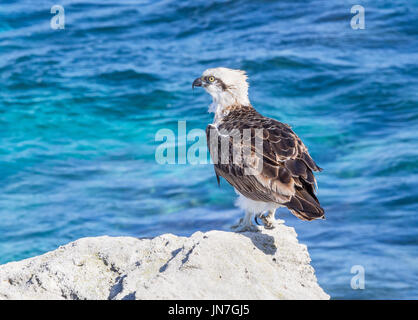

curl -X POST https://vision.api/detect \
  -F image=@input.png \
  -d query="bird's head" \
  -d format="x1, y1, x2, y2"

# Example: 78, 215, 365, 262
193, 67, 250, 112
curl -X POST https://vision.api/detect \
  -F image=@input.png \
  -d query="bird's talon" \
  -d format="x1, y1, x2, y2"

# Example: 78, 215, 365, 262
264, 223, 275, 230
259, 214, 277, 229
230, 218, 244, 230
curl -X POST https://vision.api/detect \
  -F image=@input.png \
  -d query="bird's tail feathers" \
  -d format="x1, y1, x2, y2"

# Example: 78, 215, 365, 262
285, 188, 325, 221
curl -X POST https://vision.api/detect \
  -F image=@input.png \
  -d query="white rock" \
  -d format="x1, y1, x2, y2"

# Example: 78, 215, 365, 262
0, 224, 329, 300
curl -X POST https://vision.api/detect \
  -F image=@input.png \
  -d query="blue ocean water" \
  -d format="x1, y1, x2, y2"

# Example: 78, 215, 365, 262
0, 0, 417, 299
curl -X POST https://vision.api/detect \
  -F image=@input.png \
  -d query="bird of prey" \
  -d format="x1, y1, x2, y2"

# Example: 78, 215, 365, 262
193, 67, 325, 232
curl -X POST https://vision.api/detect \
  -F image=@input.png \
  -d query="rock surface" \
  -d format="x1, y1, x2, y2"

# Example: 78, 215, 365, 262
0, 223, 329, 300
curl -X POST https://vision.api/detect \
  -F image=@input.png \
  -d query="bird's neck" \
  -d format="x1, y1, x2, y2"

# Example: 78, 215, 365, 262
209, 92, 250, 124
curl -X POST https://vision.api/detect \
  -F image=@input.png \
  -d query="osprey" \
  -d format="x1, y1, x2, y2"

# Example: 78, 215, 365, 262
193, 67, 325, 231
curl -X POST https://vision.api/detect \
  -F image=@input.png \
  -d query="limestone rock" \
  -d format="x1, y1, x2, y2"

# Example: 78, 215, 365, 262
0, 224, 329, 300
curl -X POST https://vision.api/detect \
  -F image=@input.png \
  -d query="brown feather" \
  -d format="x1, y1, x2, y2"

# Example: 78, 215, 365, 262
206, 105, 324, 220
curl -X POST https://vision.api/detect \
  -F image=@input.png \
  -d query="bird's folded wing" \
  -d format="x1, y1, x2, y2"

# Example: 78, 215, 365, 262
206, 120, 324, 220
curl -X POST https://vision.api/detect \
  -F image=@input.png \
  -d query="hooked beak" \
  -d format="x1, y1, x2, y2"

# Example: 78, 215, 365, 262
192, 77, 203, 89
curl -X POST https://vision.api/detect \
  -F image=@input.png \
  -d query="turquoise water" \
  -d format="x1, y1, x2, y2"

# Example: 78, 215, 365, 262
0, 0, 417, 299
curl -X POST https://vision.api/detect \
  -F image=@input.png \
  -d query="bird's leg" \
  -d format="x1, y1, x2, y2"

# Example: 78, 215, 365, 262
231, 211, 261, 232
258, 209, 280, 229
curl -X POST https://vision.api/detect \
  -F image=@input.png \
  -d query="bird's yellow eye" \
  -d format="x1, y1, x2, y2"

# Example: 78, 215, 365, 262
208, 76, 215, 82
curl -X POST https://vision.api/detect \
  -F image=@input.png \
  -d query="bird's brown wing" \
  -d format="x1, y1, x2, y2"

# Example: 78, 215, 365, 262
206, 109, 324, 221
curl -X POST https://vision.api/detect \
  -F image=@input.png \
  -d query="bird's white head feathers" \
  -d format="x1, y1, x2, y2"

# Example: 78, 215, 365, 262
193, 67, 250, 116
